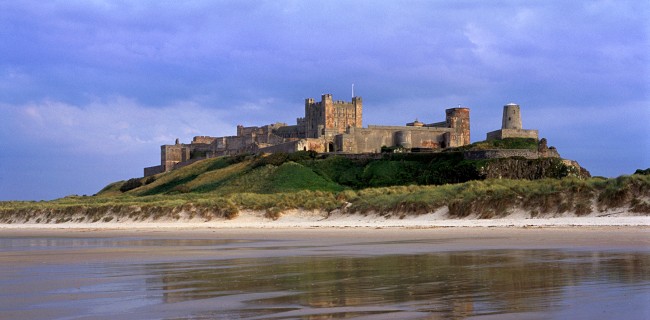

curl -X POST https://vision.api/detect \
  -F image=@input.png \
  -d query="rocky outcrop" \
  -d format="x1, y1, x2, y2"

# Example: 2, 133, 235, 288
479, 157, 590, 180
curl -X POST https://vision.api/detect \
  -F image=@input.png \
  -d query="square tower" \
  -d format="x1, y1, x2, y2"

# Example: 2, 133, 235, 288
304, 94, 362, 139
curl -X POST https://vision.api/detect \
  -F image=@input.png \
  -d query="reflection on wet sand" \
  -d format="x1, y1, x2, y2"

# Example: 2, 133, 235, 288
1, 230, 649, 320
149, 250, 650, 319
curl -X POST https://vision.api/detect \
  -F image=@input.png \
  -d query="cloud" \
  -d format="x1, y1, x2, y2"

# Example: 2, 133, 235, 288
2, 97, 235, 156
0, 96, 240, 200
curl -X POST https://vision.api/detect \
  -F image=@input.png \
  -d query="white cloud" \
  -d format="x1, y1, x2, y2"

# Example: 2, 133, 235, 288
3, 97, 233, 155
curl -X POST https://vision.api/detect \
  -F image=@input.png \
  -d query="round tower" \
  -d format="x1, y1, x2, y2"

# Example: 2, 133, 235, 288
502, 103, 522, 129
395, 131, 412, 148
445, 107, 471, 146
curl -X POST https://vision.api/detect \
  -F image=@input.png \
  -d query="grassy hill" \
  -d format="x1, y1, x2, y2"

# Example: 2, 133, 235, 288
1, 139, 648, 223
2, 168, 648, 224
100, 138, 574, 197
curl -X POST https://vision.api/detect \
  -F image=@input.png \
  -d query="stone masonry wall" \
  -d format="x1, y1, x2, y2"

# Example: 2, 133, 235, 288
144, 165, 164, 177
258, 138, 327, 154
486, 129, 538, 141
340, 126, 451, 153
192, 136, 217, 144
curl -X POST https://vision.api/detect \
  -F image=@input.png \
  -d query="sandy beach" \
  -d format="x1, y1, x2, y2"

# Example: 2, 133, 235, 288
1, 224, 649, 261
2, 223, 649, 319
2, 205, 648, 319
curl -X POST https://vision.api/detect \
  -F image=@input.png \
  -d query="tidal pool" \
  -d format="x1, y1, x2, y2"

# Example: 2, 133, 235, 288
1, 229, 648, 319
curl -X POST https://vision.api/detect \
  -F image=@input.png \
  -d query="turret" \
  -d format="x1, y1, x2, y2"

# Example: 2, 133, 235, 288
486, 102, 538, 141
502, 103, 522, 129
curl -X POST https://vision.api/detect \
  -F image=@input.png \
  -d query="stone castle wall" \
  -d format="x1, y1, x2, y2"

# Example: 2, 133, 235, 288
486, 128, 539, 140
334, 107, 468, 153
338, 125, 453, 153
192, 136, 217, 144
144, 165, 164, 177
258, 138, 328, 154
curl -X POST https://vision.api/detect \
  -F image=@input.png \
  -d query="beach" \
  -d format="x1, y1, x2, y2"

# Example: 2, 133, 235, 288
2, 225, 649, 254
2, 225, 649, 319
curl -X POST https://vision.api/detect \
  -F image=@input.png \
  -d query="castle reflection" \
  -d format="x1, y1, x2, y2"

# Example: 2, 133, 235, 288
145, 249, 650, 319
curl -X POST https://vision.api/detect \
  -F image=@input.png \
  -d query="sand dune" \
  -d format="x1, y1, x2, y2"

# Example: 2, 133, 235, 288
1, 207, 647, 230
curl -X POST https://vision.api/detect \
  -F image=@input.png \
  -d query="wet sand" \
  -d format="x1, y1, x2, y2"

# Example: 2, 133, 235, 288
2, 226, 649, 264
1, 227, 649, 319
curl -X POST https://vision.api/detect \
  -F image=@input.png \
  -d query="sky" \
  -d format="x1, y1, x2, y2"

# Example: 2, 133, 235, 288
0, 1, 648, 201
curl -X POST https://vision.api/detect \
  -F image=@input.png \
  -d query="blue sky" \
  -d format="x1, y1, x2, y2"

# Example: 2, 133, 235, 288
1, 1, 648, 200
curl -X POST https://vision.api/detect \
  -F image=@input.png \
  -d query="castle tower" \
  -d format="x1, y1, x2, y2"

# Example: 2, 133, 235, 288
502, 103, 522, 129
304, 97, 322, 138
486, 102, 538, 141
304, 94, 362, 139
445, 108, 471, 147
322, 94, 334, 131
353, 96, 363, 129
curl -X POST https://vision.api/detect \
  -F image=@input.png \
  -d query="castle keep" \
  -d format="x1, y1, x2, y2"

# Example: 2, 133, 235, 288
305, 94, 363, 139
144, 94, 471, 176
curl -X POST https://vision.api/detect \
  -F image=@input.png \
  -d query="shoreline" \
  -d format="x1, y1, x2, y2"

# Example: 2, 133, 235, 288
1, 225, 648, 257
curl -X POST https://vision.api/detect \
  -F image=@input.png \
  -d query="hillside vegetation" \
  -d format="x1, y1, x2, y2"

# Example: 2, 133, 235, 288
100, 139, 580, 197
1, 143, 648, 223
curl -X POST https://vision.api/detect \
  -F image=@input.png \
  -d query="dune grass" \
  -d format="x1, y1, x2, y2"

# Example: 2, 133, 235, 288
1, 174, 648, 223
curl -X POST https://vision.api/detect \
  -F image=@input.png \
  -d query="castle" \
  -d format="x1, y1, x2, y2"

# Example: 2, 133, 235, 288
144, 95, 536, 177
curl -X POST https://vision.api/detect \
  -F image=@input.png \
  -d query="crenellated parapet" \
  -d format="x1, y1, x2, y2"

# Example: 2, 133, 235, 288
192, 136, 217, 144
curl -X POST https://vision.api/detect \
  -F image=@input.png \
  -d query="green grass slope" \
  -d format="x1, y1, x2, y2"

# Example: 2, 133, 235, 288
2, 147, 645, 224
96, 153, 346, 198
98, 145, 585, 198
